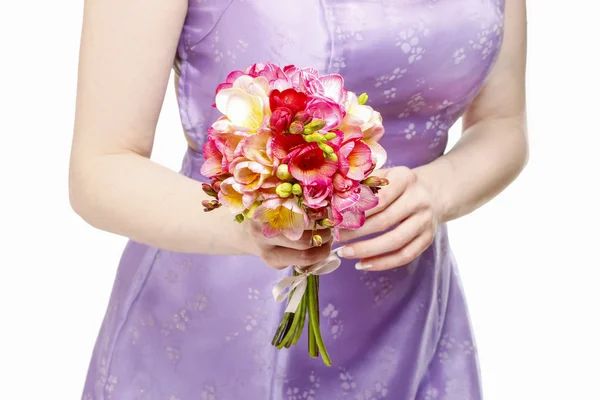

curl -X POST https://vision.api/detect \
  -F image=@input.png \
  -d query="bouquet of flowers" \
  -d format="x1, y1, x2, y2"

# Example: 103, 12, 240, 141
200, 62, 388, 366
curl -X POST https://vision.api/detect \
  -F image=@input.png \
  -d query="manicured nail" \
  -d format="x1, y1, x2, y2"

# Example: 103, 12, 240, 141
355, 262, 372, 270
337, 246, 355, 258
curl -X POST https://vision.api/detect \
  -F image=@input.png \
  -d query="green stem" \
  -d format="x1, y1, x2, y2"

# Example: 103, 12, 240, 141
291, 295, 307, 346
272, 312, 292, 346
307, 275, 331, 366
307, 284, 318, 358
277, 300, 305, 349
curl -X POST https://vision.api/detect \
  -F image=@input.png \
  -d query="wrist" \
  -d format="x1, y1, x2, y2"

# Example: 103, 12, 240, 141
413, 157, 454, 223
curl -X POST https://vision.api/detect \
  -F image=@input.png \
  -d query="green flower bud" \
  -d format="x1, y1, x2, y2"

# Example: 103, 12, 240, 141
276, 164, 292, 181
358, 93, 369, 105
235, 214, 245, 223
304, 133, 325, 143
324, 132, 337, 141
304, 119, 326, 133
319, 218, 335, 228
276, 182, 293, 198
291, 183, 303, 196
318, 142, 334, 154
327, 153, 339, 162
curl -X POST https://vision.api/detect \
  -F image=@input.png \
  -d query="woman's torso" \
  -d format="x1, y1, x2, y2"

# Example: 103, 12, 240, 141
175, 0, 504, 169
83, 1, 505, 399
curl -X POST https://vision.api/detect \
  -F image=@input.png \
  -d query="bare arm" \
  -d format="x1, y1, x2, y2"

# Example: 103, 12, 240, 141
70, 0, 335, 268
417, 0, 528, 222
70, 0, 246, 254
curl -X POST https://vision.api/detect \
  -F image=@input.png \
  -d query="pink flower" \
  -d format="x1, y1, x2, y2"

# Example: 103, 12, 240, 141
333, 185, 379, 229
303, 178, 333, 209
331, 173, 360, 212
338, 139, 373, 181
246, 62, 287, 81
200, 138, 224, 178
318, 74, 347, 104
305, 98, 344, 130
253, 198, 308, 240
341, 92, 387, 169
288, 144, 338, 184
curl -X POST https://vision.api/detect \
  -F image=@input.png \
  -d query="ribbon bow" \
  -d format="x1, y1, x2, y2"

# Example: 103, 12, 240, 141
272, 248, 342, 314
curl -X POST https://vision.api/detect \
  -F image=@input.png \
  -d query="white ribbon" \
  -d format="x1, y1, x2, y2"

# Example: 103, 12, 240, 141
272, 248, 343, 314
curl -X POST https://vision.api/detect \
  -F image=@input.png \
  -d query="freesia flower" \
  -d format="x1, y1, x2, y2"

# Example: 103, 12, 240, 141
333, 184, 379, 229
217, 177, 246, 214
341, 92, 387, 169
305, 97, 344, 130
302, 178, 333, 208
269, 88, 308, 114
229, 157, 272, 192
253, 198, 308, 240
200, 138, 224, 178
288, 144, 338, 184
338, 138, 373, 181
331, 173, 360, 212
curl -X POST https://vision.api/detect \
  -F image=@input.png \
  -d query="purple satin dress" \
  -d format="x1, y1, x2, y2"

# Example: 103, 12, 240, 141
82, 1, 505, 399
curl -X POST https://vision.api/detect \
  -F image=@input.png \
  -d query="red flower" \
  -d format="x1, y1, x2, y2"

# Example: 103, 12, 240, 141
269, 89, 308, 114
288, 144, 338, 184
269, 107, 294, 134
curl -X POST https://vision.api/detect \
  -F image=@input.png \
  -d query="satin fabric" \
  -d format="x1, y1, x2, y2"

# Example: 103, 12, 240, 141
83, 1, 505, 399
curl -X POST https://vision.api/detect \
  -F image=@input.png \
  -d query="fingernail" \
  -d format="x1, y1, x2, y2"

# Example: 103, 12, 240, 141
337, 246, 355, 258
355, 262, 372, 270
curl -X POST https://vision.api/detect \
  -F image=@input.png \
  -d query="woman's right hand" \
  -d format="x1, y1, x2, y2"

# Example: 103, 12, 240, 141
243, 222, 333, 270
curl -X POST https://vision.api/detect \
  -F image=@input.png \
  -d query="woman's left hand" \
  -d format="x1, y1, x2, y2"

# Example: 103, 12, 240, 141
337, 166, 442, 271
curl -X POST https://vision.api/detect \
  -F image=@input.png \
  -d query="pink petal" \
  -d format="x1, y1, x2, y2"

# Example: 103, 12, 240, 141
340, 124, 364, 143
350, 185, 379, 213
319, 74, 346, 103
226, 70, 245, 83
332, 191, 360, 212
200, 140, 223, 178
338, 210, 366, 229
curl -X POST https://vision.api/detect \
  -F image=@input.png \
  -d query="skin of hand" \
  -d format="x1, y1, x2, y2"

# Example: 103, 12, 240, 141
69, 0, 332, 269
337, 0, 529, 271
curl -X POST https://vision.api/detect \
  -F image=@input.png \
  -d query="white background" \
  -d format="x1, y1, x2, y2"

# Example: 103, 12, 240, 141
1, 1, 599, 399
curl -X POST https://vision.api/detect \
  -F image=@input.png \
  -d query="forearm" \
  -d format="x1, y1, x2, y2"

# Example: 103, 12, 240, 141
415, 116, 528, 222
69, 151, 249, 255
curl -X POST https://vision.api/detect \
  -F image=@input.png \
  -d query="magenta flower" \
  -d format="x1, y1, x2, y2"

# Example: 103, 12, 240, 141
331, 173, 360, 212
333, 184, 379, 229
303, 178, 333, 209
